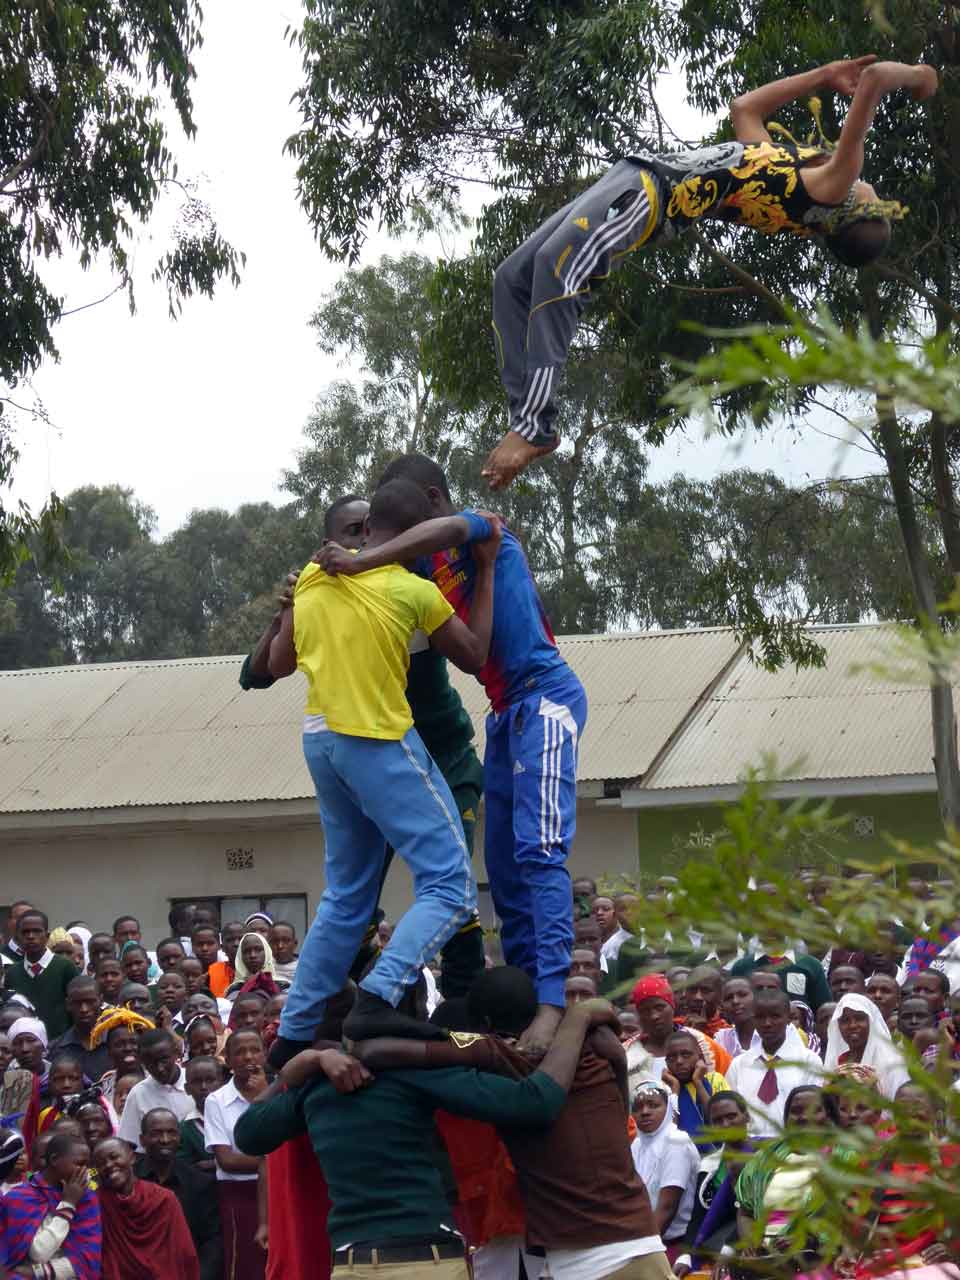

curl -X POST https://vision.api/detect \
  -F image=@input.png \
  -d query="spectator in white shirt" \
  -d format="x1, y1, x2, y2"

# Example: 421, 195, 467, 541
725, 991, 822, 1137
630, 1079, 699, 1245
205, 1029, 267, 1278
714, 977, 758, 1060
118, 1028, 193, 1151
594, 897, 630, 967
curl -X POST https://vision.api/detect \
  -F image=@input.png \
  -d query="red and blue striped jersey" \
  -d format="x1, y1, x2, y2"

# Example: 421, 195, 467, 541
417, 511, 571, 713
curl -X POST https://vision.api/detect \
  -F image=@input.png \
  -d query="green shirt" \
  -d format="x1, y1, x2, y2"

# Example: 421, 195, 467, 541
5, 953, 78, 1039
234, 1067, 566, 1248
728, 952, 832, 1011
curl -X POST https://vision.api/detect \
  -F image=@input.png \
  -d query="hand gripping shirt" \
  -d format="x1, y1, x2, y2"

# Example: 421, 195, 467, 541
293, 559, 453, 739
627, 139, 840, 240
416, 511, 571, 713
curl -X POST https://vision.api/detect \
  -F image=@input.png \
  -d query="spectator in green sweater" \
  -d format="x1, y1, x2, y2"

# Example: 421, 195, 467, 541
5, 910, 79, 1040
729, 941, 831, 1013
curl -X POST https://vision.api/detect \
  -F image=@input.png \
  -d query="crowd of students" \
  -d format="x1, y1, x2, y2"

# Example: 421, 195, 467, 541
0, 879, 957, 1280
0, 902, 296, 1279
1, 453, 958, 1279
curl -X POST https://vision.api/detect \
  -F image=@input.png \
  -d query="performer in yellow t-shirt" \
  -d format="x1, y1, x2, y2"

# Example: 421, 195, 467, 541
267, 478, 501, 1059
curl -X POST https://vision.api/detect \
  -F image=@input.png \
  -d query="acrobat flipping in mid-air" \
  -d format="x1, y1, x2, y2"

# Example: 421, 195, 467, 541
482, 57, 938, 489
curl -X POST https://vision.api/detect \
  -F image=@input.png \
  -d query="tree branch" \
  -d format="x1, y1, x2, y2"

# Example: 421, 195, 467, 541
632, 264, 749, 296
875, 265, 960, 328
0, 123, 50, 195
689, 229, 794, 324
60, 282, 128, 318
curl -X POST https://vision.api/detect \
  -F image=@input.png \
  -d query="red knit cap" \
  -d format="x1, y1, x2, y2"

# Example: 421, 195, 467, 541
631, 974, 676, 1010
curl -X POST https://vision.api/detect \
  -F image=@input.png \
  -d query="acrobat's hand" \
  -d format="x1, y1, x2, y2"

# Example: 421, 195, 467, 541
823, 55, 877, 96
317, 542, 361, 577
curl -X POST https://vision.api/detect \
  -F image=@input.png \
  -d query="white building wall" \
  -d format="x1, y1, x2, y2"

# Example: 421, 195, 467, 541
1, 801, 639, 946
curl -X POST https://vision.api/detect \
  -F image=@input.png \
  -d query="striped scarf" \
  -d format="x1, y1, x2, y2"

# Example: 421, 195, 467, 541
2, 1173, 101, 1280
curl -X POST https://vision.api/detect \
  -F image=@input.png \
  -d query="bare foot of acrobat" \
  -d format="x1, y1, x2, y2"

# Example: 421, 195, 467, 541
516, 1003, 564, 1057
481, 430, 559, 490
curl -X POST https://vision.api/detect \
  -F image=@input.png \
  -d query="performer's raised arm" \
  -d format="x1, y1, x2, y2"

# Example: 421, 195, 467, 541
803, 60, 938, 203
729, 56, 878, 143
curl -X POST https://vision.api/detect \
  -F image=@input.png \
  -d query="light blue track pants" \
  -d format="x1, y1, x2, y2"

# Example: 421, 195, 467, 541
279, 727, 477, 1040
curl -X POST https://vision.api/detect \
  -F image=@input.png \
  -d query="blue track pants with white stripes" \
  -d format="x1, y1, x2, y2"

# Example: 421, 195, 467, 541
483, 675, 588, 1007
492, 160, 661, 446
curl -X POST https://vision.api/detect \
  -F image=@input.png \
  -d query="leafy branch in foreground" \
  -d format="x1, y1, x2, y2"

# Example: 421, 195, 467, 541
620, 771, 960, 1270
664, 313, 960, 431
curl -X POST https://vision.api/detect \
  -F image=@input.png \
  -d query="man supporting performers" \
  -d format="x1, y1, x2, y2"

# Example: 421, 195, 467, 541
482, 57, 938, 488
240, 494, 487, 1006
319, 454, 587, 1054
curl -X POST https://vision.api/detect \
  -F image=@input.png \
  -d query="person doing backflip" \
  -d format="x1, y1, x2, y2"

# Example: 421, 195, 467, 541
482, 57, 938, 489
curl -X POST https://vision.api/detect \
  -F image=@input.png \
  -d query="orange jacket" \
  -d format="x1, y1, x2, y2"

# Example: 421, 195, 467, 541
206, 960, 234, 997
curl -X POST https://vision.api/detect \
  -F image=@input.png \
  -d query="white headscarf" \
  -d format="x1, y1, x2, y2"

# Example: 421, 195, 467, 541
824, 993, 909, 1098
233, 932, 277, 982
630, 1078, 687, 1199
8, 1016, 48, 1050
68, 926, 92, 967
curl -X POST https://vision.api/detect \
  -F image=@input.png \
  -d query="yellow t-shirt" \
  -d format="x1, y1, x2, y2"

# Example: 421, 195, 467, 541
293, 559, 454, 739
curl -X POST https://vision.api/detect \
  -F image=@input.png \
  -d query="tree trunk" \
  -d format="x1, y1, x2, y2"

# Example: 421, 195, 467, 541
864, 281, 960, 832
875, 402, 960, 831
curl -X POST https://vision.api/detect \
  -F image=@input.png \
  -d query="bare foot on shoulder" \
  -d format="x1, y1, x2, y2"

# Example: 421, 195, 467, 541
482, 430, 559, 490
516, 1003, 564, 1057
911, 65, 938, 101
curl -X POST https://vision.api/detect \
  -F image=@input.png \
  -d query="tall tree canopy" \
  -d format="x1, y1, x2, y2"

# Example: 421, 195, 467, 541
1, 0, 244, 580
286, 0, 957, 816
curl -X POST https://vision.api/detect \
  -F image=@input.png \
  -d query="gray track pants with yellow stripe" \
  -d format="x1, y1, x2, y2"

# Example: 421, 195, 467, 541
492, 160, 661, 445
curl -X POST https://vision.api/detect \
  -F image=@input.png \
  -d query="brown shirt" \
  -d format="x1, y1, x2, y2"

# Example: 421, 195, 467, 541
425, 1033, 656, 1248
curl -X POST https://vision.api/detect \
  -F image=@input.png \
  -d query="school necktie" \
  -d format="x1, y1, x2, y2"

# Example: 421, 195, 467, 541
757, 1056, 780, 1104
30, 963, 43, 977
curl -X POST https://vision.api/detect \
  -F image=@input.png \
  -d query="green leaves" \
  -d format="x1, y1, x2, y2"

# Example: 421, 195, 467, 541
666, 312, 960, 437
0, 0, 242, 579
621, 771, 960, 1270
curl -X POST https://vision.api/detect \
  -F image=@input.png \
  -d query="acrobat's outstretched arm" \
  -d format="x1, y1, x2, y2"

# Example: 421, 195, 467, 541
805, 61, 938, 204
729, 56, 878, 143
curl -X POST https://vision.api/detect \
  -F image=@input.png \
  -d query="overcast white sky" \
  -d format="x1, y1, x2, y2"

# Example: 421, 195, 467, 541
9, 1, 883, 538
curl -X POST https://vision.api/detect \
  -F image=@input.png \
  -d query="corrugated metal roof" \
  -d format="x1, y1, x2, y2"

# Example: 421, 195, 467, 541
1, 624, 944, 815
639, 624, 941, 791
0, 629, 736, 814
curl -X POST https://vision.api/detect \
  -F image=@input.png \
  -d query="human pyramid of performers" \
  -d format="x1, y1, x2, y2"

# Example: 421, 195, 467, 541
261, 55, 937, 1066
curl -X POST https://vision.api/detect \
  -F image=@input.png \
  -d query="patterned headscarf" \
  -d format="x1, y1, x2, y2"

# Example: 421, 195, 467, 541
631, 975, 676, 1010
790, 1000, 821, 1056
89, 1006, 155, 1049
